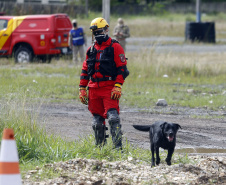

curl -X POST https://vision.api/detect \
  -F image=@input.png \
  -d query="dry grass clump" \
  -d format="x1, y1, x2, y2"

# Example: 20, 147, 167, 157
127, 49, 226, 77
127, 19, 185, 37
76, 13, 226, 40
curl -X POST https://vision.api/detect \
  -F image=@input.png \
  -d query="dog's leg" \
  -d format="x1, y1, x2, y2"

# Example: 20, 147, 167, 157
151, 143, 155, 167
165, 148, 174, 165
155, 147, 160, 165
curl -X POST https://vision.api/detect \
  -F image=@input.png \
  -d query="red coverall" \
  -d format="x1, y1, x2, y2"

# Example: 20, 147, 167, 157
79, 37, 127, 119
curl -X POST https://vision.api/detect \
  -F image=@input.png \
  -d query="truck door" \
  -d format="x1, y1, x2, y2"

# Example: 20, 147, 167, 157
0, 19, 12, 56
54, 15, 72, 54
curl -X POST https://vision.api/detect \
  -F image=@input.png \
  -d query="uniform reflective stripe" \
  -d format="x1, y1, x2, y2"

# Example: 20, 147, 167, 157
0, 174, 22, 185
0, 162, 20, 174
0, 140, 19, 162
72, 36, 84, 41
0, 16, 27, 50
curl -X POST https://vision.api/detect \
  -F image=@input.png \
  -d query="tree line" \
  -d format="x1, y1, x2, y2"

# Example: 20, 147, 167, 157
69, 0, 226, 6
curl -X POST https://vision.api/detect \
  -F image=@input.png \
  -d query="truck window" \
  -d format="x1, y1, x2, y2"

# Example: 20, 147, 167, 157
15, 19, 49, 31
0, 20, 8, 30
55, 18, 71, 30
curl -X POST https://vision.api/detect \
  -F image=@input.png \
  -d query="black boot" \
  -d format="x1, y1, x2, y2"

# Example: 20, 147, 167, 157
107, 109, 122, 149
92, 115, 108, 146
110, 123, 122, 149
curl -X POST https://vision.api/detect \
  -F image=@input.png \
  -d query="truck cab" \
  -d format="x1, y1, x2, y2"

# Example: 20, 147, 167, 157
0, 14, 72, 63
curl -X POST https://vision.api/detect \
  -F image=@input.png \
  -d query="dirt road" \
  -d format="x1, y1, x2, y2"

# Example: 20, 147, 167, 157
39, 102, 226, 156
85, 36, 226, 53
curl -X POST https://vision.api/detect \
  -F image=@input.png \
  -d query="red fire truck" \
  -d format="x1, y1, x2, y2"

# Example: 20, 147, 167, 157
0, 14, 72, 63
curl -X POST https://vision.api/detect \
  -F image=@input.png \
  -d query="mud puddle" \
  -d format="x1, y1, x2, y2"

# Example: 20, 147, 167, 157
176, 148, 226, 154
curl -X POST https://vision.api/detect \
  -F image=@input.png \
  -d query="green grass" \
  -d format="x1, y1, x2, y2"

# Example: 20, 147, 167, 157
0, 62, 80, 101
123, 50, 226, 109
0, 50, 225, 111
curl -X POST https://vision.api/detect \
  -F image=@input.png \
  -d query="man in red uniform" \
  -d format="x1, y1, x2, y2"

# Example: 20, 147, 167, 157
79, 17, 129, 149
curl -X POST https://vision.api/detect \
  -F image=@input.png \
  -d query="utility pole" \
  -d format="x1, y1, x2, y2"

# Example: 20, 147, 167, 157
85, 0, 88, 18
196, 0, 201, 22
102, 0, 110, 25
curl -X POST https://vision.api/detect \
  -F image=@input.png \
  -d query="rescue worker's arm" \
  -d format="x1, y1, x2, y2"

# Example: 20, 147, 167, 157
79, 87, 88, 105
114, 43, 128, 85
79, 50, 90, 87
111, 43, 129, 100
79, 51, 90, 104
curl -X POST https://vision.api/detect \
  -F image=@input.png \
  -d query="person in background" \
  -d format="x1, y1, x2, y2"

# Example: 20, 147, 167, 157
113, 18, 130, 52
79, 17, 129, 150
69, 19, 87, 63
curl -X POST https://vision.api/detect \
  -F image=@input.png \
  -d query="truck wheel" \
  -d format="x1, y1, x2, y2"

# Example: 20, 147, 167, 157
15, 47, 33, 63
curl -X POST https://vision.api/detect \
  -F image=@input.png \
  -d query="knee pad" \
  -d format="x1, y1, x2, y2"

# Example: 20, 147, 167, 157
92, 114, 108, 146
107, 109, 122, 149
92, 114, 105, 130
107, 109, 120, 126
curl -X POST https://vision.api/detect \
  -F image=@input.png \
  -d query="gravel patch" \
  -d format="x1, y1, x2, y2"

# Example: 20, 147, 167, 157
23, 156, 226, 185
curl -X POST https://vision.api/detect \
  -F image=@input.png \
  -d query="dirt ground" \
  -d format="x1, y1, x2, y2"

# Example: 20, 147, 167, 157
38, 102, 226, 156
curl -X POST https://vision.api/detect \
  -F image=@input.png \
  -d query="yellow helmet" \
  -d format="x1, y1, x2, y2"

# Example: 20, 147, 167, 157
90, 17, 109, 32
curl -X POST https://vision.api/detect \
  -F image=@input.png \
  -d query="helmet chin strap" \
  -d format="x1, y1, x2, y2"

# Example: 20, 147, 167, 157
91, 27, 109, 44
103, 29, 108, 38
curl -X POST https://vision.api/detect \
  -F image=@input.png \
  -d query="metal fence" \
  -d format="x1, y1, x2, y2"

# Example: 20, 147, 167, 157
0, 2, 84, 17
1, 2, 226, 16
0, 0, 66, 4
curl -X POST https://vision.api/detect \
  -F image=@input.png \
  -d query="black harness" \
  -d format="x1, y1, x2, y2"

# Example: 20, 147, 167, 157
85, 39, 129, 82
86, 39, 117, 82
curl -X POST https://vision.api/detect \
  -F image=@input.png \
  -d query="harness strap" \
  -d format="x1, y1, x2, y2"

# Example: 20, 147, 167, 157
117, 66, 123, 74
80, 76, 89, 80
95, 59, 110, 62
91, 77, 114, 82
87, 39, 119, 83
97, 50, 103, 53
82, 70, 88, 74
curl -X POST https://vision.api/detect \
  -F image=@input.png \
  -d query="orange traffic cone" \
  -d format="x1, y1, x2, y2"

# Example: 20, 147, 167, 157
0, 128, 22, 185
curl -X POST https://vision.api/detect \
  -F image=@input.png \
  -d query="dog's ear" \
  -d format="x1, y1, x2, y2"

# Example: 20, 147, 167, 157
160, 122, 167, 130
174, 123, 182, 130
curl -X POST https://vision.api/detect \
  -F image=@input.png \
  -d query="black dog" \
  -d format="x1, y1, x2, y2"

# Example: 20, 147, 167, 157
133, 121, 181, 167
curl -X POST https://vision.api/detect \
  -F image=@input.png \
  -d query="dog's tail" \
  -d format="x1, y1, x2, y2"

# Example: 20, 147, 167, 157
133, 125, 151, 132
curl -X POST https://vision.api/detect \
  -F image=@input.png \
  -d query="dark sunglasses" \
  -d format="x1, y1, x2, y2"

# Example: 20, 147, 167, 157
93, 29, 104, 36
